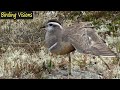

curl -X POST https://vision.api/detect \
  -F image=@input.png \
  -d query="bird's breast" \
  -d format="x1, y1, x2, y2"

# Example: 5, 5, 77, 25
45, 32, 75, 55
45, 33, 57, 48
51, 41, 75, 55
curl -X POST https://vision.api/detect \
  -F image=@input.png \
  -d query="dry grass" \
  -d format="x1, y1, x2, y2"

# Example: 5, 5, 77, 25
0, 11, 120, 79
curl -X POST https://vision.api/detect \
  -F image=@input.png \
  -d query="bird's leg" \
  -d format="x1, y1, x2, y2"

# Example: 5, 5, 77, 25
68, 53, 72, 76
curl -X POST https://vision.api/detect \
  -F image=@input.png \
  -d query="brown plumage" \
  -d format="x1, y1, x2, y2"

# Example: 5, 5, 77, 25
64, 22, 115, 56
41, 19, 115, 75
44, 21, 115, 57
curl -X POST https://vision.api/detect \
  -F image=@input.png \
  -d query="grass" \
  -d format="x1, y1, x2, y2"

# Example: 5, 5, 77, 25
0, 11, 120, 79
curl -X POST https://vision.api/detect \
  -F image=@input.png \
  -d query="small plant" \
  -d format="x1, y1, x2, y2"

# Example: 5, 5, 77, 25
42, 60, 55, 74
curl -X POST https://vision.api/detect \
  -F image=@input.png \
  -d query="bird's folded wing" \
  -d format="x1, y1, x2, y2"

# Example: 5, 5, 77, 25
66, 23, 115, 57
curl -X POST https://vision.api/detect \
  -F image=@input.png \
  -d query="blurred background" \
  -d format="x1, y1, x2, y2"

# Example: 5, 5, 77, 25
0, 11, 120, 79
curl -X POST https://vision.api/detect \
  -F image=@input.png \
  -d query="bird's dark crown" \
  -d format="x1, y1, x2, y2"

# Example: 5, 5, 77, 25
47, 19, 61, 25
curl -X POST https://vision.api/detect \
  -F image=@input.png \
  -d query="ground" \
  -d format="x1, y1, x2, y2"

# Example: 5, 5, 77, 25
0, 11, 120, 79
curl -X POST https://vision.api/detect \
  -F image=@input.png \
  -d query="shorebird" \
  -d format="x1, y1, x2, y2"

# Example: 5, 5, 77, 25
41, 19, 116, 75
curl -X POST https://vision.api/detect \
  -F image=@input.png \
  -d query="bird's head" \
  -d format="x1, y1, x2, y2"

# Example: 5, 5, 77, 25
41, 19, 63, 32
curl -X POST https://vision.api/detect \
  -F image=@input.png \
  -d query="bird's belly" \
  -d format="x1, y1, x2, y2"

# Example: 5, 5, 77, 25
51, 42, 75, 55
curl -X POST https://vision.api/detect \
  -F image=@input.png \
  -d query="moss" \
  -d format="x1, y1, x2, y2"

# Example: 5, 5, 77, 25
0, 11, 120, 79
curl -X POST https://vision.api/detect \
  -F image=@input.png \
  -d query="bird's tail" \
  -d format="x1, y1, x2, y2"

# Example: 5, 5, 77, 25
100, 51, 116, 57
91, 43, 117, 57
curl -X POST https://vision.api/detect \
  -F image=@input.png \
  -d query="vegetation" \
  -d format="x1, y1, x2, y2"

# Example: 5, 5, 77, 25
0, 11, 120, 79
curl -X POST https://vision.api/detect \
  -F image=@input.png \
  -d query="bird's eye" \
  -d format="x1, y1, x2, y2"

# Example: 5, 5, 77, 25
49, 24, 53, 26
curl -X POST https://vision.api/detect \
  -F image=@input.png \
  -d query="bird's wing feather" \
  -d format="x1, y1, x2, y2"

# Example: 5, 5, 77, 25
65, 22, 115, 56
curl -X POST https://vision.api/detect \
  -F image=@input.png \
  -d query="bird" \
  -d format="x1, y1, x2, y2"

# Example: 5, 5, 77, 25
41, 19, 116, 75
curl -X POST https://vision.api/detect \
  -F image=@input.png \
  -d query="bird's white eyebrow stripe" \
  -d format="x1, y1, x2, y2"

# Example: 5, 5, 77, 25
47, 22, 63, 29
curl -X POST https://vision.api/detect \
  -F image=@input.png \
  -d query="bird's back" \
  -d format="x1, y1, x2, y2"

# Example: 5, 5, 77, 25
63, 22, 116, 57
